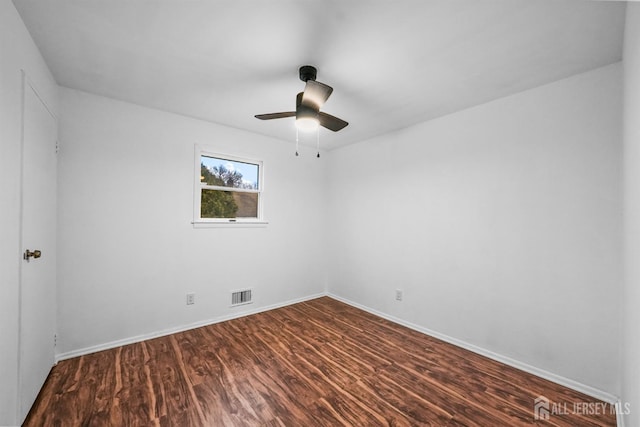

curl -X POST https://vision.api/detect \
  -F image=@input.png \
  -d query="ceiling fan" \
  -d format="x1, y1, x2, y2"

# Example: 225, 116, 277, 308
255, 65, 349, 132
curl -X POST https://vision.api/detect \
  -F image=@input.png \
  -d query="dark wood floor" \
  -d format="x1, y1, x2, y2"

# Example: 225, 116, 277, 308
25, 297, 616, 426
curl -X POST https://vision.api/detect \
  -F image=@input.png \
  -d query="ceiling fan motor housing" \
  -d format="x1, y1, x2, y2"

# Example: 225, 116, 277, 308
299, 65, 317, 82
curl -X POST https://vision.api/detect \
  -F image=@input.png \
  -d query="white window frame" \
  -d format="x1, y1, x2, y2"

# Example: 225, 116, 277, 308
193, 146, 267, 227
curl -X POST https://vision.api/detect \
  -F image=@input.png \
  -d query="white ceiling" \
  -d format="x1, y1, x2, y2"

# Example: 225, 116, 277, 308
13, 0, 626, 150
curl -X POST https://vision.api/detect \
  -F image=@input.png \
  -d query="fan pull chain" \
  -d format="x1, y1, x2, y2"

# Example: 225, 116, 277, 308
316, 129, 320, 158
295, 127, 299, 156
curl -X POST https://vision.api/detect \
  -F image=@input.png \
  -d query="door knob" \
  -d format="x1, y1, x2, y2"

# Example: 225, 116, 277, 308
23, 249, 41, 261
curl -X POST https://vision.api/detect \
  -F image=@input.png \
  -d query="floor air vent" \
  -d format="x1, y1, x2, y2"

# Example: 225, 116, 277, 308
231, 289, 252, 307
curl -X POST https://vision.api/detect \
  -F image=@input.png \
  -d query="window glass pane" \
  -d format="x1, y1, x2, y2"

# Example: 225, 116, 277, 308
201, 189, 237, 218
201, 189, 258, 219
201, 155, 259, 189
232, 192, 259, 218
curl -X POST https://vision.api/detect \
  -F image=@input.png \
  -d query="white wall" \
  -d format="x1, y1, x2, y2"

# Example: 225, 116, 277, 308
0, 3, 58, 425
622, 3, 640, 426
327, 63, 622, 395
56, 88, 327, 355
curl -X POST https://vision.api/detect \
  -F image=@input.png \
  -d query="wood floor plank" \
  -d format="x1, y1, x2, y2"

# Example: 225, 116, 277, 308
144, 335, 204, 426
24, 297, 617, 426
267, 307, 393, 377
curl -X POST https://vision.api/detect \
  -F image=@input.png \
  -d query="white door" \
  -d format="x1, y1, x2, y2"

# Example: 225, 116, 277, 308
18, 74, 57, 422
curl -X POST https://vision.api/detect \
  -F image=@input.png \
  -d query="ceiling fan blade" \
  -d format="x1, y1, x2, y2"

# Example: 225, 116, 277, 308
301, 80, 333, 110
319, 112, 349, 132
255, 112, 296, 120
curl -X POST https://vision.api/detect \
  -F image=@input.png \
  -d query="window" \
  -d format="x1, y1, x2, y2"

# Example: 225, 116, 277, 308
194, 148, 264, 225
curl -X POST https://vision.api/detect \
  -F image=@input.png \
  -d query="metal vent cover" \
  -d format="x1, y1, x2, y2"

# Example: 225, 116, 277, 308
231, 289, 252, 307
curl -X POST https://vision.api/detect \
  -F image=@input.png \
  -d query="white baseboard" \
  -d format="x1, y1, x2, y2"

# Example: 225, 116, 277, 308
327, 292, 620, 406
615, 401, 625, 427
55, 292, 325, 362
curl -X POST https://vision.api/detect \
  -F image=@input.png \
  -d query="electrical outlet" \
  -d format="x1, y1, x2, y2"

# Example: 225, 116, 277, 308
186, 293, 195, 305
395, 289, 403, 301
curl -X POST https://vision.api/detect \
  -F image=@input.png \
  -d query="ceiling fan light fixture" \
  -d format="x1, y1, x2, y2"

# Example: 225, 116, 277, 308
295, 105, 320, 131
296, 116, 319, 132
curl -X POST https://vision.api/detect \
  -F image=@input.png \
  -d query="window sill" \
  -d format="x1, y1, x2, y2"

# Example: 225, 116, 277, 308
192, 220, 269, 229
